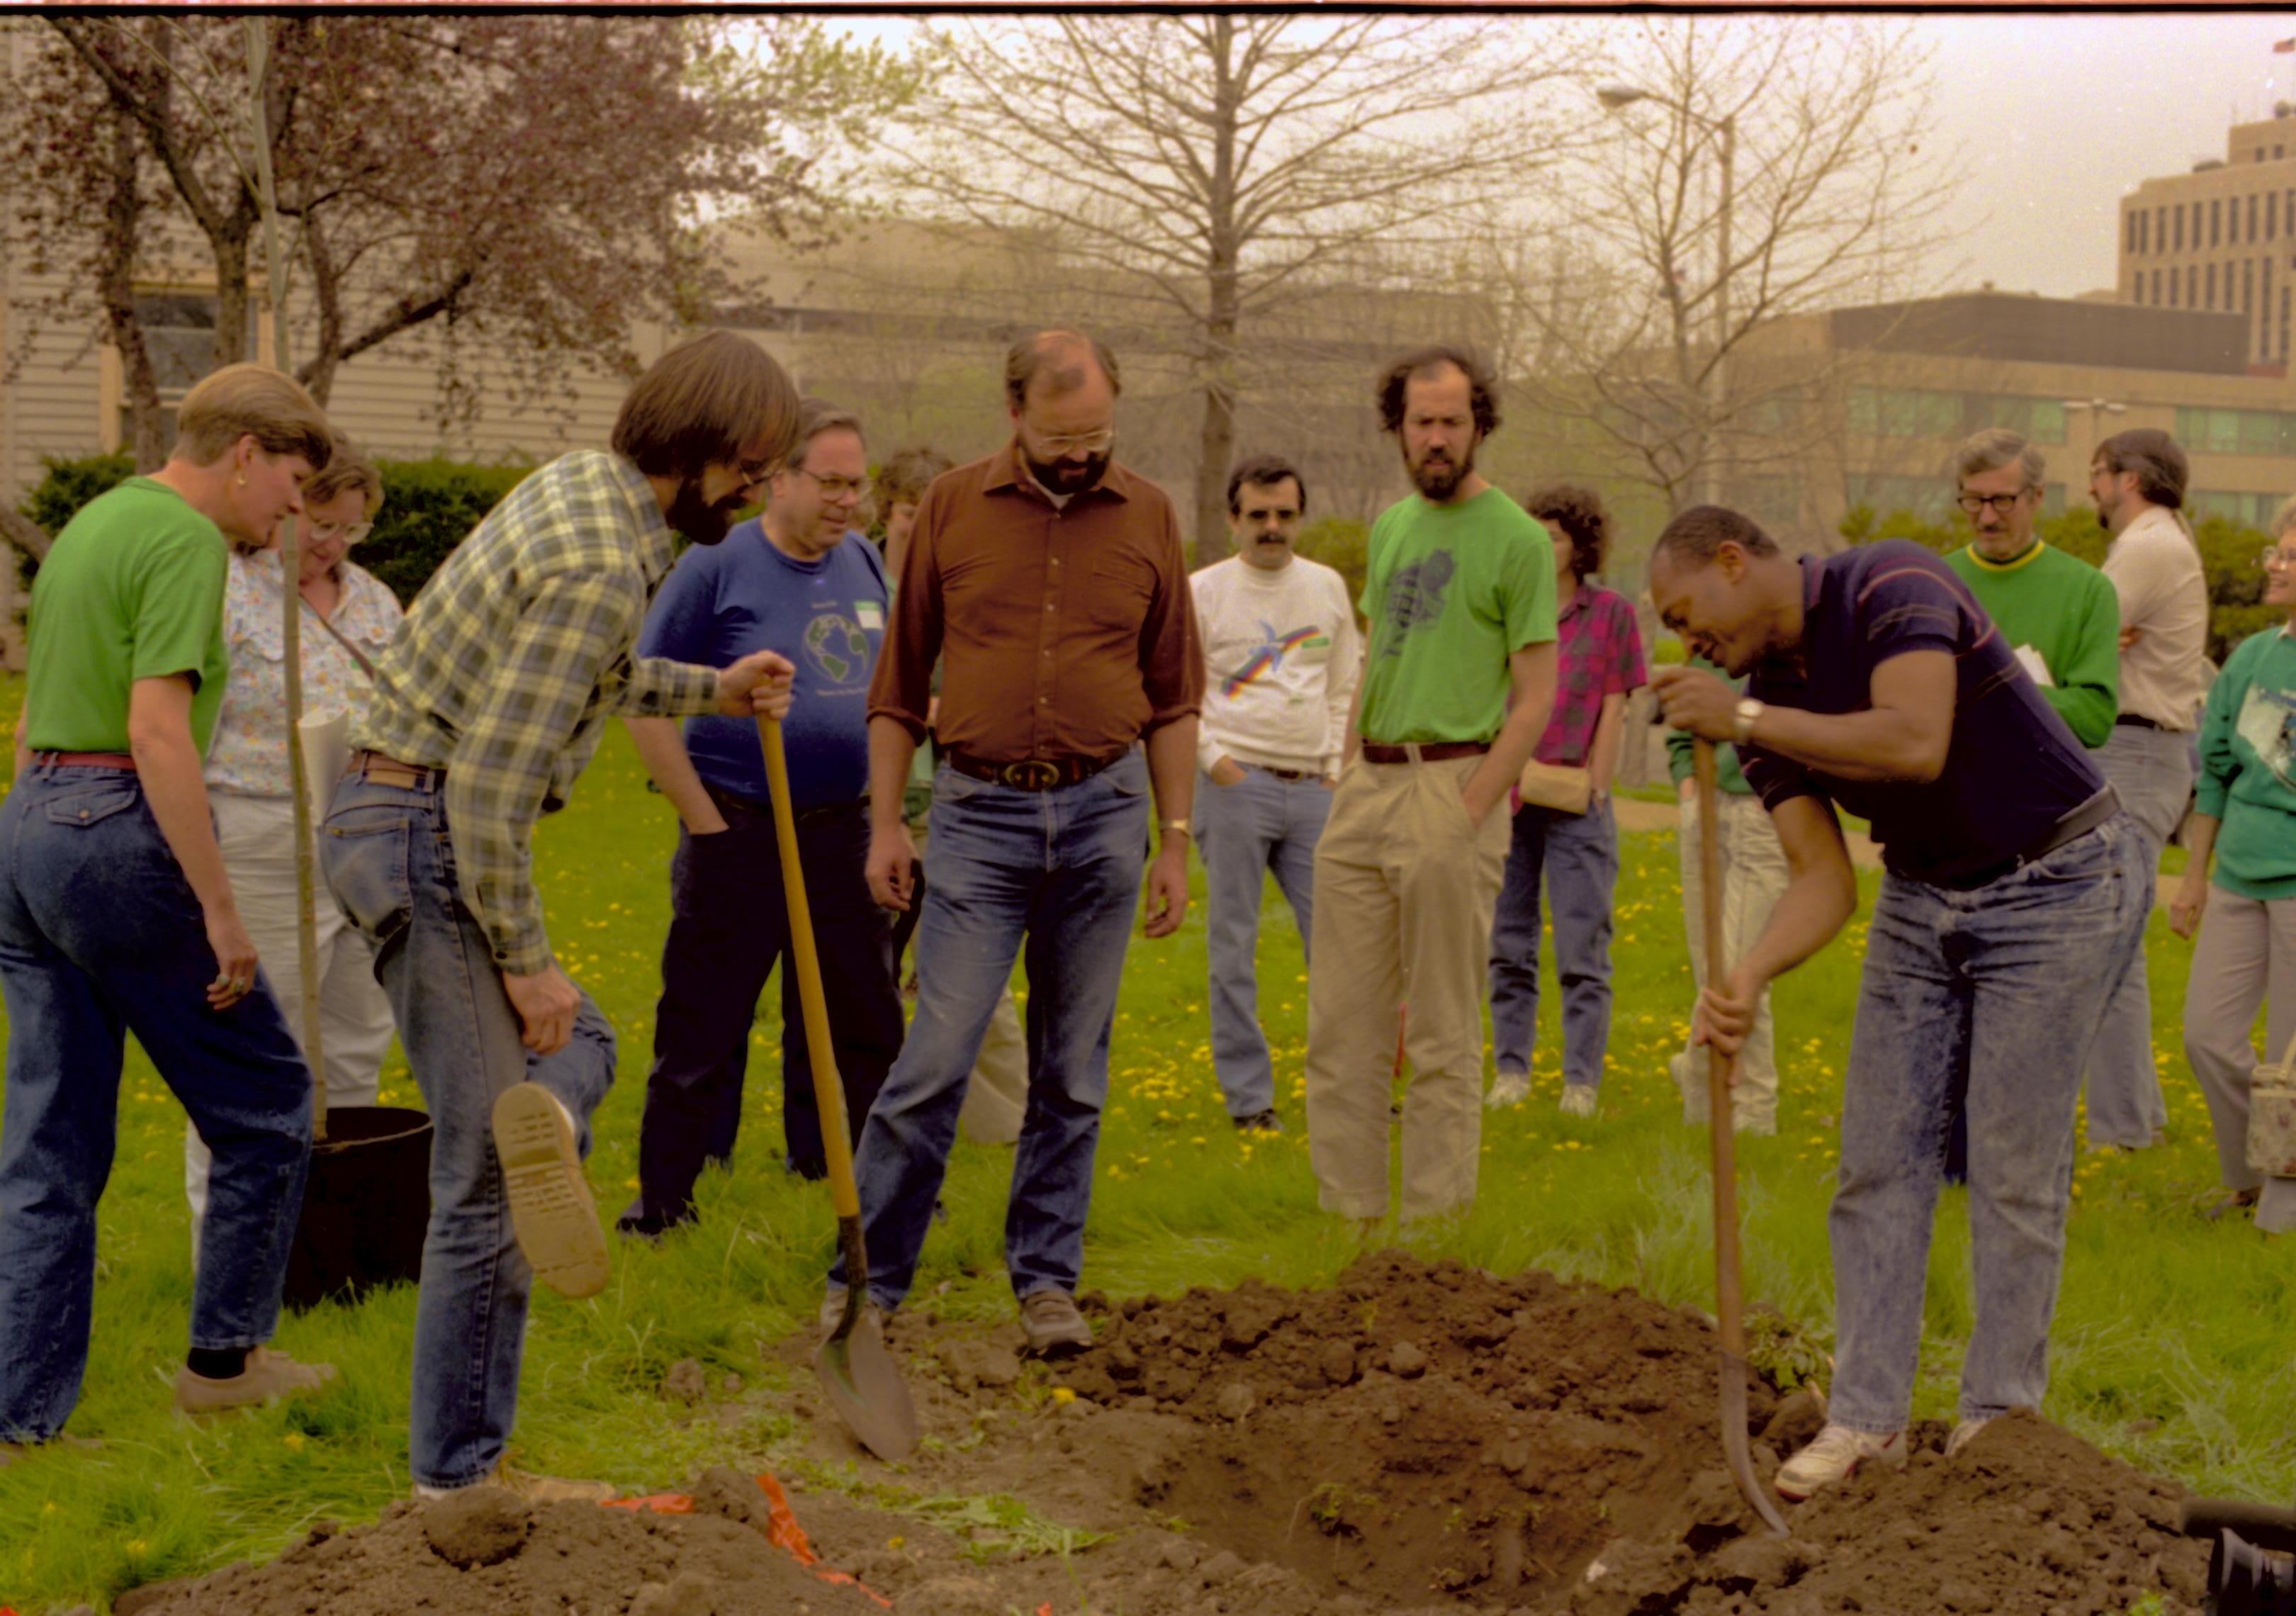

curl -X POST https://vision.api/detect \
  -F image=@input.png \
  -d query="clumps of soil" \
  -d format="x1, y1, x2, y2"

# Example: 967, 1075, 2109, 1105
1028, 1250, 2210, 1613
118, 1469, 890, 1616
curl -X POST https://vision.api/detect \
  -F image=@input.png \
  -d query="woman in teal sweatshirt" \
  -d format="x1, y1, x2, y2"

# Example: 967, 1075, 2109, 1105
2171, 515, 2296, 1230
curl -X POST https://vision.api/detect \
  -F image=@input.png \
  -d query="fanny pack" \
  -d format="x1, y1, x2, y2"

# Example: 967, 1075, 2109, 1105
1517, 760, 1594, 815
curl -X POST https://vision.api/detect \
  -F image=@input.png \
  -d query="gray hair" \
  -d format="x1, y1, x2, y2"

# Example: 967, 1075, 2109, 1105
1954, 427, 2046, 493
786, 398, 865, 473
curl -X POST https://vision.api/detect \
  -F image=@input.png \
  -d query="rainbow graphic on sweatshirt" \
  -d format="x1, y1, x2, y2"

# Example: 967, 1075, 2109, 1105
1222, 622, 1329, 698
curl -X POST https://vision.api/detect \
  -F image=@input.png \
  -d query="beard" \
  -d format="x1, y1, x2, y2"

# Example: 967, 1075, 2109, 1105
668, 476, 750, 545
1406, 440, 1475, 502
1025, 450, 1111, 497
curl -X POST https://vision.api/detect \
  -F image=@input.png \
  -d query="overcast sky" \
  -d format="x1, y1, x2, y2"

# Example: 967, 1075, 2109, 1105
825, 10, 2296, 304
1918, 11, 2296, 297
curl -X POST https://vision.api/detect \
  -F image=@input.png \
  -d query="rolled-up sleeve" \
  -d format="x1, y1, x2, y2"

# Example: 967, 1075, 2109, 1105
1137, 501, 1204, 734
868, 487, 946, 744
447, 568, 644, 972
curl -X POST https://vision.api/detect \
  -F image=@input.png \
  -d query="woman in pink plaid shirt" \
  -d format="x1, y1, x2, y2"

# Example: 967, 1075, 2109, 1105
1485, 484, 1647, 1117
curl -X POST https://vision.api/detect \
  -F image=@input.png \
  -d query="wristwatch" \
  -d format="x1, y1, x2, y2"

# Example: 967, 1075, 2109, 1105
1159, 817, 1191, 839
1731, 697, 1765, 745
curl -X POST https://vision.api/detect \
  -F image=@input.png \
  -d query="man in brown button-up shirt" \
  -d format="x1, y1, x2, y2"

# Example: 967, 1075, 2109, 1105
829, 329, 1202, 1356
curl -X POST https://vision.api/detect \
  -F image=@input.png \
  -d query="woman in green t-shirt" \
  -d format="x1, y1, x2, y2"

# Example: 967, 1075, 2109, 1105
2172, 510, 2296, 1231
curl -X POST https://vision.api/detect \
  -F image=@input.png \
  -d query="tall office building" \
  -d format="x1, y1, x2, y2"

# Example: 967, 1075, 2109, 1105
2120, 107, 2296, 369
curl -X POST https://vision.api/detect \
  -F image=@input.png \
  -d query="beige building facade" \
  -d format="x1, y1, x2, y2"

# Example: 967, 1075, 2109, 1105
2118, 107, 2296, 369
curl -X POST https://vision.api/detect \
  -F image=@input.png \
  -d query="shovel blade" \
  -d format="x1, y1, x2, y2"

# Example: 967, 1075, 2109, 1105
816, 1322, 919, 1463
1719, 1355, 1790, 1536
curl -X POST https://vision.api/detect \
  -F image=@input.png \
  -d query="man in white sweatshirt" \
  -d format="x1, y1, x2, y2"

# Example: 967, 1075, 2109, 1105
2083, 428, 2211, 1151
1192, 456, 1363, 1131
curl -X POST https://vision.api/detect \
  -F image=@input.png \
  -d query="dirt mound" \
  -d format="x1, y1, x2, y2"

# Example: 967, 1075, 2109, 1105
106, 1253, 2217, 1616
118, 1469, 890, 1616
1032, 1251, 2211, 1613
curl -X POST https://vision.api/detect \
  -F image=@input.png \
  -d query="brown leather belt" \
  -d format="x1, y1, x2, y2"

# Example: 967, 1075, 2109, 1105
348, 749, 447, 791
944, 749, 1127, 792
1254, 764, 1322, 783
1358, 740, 1490, 765
33, 751, 136, 769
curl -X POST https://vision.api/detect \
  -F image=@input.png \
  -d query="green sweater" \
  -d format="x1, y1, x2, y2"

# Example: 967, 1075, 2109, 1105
2197, 627, 2296, 901
1662, 656, 1752, 795
1943, 542, 2120, 748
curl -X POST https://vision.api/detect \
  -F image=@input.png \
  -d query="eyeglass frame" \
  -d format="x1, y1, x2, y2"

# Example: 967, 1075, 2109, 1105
1021, 423, 1116, 456
1954, 490, 2034, 517
2257, 545, 2296, 571
303, 518, 373, 547
792, 467, 867, 503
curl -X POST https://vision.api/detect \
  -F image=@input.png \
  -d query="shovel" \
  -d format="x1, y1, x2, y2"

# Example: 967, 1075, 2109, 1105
756, 716, 920, 1463
1694, 739, 1789, 1536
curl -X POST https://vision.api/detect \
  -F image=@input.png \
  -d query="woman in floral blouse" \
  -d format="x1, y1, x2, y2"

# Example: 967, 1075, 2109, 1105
184, 437, 405, 1242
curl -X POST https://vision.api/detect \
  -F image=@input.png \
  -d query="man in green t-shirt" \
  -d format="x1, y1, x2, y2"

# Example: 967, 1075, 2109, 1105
1, 364, 342, 1458
1943, 429, 2120, 749
1303, 345, 1558, 1224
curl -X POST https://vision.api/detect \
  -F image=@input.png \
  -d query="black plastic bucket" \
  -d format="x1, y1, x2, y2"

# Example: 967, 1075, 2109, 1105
283, 1104, 432, 1311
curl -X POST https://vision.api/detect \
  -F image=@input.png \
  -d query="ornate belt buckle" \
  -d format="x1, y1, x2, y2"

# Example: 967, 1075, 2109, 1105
1001, 758, 1062, 790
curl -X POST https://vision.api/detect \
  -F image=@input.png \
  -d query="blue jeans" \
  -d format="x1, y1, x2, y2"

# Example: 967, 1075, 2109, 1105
1828, 816, 2147, 1435
2081, 725, 2187, 1147
834, 751, 1150, 1309
321, 773, 617, 1491
0, 765, 313, 1441
1487, 799, 1619, 1089
1194, 764, 1328, 1118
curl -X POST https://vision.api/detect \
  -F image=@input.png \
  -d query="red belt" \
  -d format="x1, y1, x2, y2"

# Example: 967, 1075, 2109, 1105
1358, 741, 1490, 765
33, 751, 136, 769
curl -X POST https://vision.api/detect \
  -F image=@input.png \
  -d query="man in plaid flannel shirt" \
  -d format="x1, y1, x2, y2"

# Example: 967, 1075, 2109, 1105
321, 331, 800, 1501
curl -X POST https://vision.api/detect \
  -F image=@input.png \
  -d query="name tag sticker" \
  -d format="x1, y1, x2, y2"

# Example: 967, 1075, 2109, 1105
855, 602, 884, 629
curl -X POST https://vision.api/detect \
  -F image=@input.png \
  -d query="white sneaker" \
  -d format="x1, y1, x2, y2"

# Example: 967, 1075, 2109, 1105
1558, 1084, 1598, 1119
1485, 1070, 1531, 1109
1945, 1418, 1993, 1459
1774, 1423, 1906, 1501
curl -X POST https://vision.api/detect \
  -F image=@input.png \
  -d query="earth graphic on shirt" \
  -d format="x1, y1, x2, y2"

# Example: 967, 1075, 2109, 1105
1380, 548, 1456, 656
802, 612, 872, 685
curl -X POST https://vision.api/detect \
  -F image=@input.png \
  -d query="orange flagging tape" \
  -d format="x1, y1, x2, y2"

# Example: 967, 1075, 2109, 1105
600, 1474, 891, 1608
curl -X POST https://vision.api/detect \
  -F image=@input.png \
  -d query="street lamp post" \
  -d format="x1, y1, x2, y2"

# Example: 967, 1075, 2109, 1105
1599, 83, 1735, 507
2061, 398, 2129, 495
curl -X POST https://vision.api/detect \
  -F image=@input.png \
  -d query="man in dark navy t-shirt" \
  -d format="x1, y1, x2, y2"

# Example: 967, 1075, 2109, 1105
1646, 507, 2149, 1505
618, 399, 904, 1235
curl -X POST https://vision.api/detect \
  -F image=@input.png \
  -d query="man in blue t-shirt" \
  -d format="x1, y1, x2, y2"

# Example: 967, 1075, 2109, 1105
619, 400, 902, 1234
1647, 507, 2149, 1505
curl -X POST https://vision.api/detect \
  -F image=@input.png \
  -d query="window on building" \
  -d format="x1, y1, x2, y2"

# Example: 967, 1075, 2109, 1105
2190, 264, 2200, 305
2251, 194, 2261, 241
2266, 260, 2275, 356
2173, 206, 2185, 251
2283, 284, 2290, 358
2213, 198, 2224, 245
118, 291, 242, 450
2192, 490, 2281, 527
2207, 262, 2217, 308
2174, 405, 2296, 456
2153, 268, 2163, 304
2275, 193, 2283, 241
2246, 257, 2257, 315
2169, 269, 2180, 307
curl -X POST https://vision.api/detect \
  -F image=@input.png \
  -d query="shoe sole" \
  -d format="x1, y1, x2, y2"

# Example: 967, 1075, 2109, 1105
1023, 1331, 1093, 1359
493, 1084, 609, 1300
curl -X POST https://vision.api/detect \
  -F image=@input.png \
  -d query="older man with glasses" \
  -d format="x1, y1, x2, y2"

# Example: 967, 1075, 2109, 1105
619, 398, 905, 1235
832, 327, 1203, 1356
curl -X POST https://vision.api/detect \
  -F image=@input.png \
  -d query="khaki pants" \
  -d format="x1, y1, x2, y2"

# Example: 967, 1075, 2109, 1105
2184, 885, 2296, 1232
186, 792, 395, 1238
1670, 790, 1790, 1133
1305, 753, 1510, 1221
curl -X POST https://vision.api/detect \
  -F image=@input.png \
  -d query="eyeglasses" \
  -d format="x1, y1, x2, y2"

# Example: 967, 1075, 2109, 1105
736, 455, 779, 487
305, 519, 372, 546
1027, 426, 1115, 456
798, 470, 866, 503
1955, 492, 2029, 516
2257, 547, 2296, 571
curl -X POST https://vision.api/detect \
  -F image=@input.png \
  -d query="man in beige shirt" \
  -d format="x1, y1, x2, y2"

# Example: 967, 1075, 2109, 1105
2085, 427, 2211, 1151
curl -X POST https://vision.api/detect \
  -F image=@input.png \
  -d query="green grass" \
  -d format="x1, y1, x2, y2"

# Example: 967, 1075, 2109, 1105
0, 677, 2290, 1611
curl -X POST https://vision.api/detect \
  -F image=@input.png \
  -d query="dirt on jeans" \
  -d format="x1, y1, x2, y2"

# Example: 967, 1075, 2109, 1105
107, 1252, 2215, 1616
